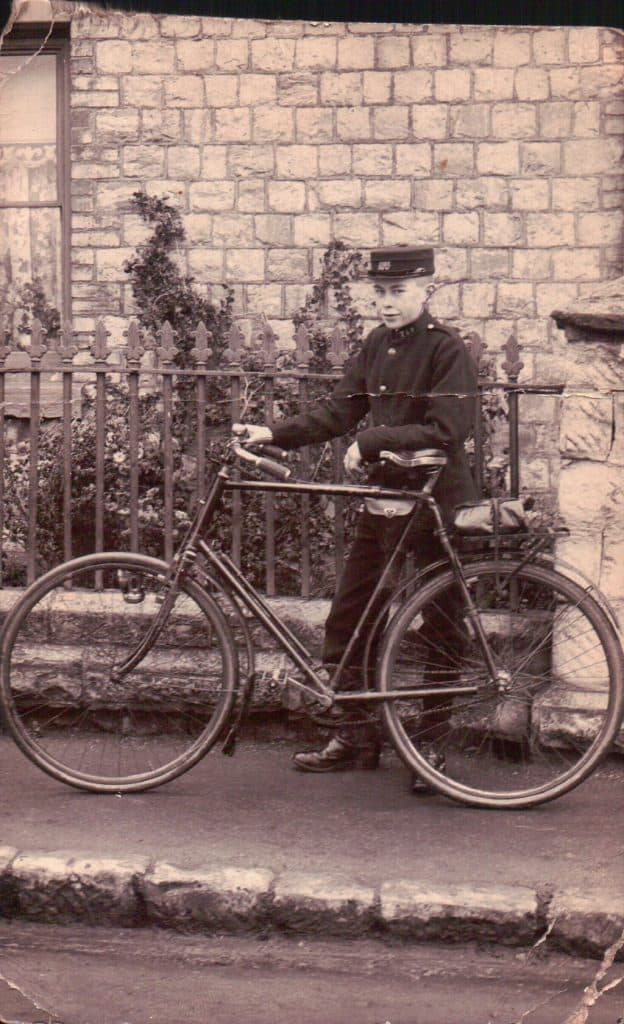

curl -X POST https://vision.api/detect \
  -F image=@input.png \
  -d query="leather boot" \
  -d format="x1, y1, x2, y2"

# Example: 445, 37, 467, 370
293, 727, 381, 773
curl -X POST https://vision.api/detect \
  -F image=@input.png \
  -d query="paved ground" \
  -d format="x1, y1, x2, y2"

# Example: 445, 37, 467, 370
1, 734, 623, 957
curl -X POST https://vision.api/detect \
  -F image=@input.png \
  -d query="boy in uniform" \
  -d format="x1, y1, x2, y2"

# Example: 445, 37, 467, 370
234, 245, 477, 790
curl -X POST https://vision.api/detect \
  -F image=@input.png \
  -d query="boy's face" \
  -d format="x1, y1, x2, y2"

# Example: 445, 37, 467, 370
371, 276, 431, 330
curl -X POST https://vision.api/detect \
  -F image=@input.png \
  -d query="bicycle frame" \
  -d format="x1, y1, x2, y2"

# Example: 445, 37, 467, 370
158, 459, 498, 711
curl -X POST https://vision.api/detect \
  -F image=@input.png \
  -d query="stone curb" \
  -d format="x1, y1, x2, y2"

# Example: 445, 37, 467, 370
1, 844, 621, 960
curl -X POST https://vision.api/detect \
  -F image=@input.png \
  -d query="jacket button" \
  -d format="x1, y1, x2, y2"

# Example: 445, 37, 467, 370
427, 323, 434, 330
387, 347, 396, 355
379, 384, 387, 392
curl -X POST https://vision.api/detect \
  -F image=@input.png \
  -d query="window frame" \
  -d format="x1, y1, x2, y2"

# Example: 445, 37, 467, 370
0, 24, 71, 322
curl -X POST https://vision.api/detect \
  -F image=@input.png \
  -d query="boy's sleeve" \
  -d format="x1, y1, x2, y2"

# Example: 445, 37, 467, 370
270, 345, 370, 450
355, 334, 477, 462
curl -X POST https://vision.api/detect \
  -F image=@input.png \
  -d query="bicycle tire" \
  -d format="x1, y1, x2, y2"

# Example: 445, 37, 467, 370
0, 552, 238, 793
377, 559, 624, 809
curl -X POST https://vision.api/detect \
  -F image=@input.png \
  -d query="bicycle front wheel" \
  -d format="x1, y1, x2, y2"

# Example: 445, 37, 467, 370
378, 560, 624, 809
0, 553, 238, 793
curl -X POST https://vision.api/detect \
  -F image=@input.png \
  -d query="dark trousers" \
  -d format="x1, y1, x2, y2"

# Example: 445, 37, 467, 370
323, 510, 464, 741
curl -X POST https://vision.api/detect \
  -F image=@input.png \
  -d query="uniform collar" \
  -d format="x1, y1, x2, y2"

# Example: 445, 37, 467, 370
388, 307, 432, 343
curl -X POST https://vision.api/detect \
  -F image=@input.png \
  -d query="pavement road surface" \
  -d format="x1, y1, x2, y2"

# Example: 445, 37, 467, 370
0, 922, 623, 1024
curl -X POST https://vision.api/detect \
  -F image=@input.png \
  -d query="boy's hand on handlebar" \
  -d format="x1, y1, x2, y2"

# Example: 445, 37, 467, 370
232, 423, 273, 446
343, 440, 364, 477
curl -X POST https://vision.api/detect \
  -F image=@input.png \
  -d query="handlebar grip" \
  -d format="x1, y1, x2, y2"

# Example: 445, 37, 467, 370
255, 457, 291, 481
250, 443, 289, 461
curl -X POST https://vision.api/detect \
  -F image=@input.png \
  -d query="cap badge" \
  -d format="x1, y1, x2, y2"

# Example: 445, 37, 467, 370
378, 260, 392, 271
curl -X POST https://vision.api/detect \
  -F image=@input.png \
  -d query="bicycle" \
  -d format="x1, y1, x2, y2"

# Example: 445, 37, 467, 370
1, 440, 622, 809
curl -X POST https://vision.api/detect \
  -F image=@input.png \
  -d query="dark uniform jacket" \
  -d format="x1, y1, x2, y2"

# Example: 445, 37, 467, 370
271, 308, 478, 519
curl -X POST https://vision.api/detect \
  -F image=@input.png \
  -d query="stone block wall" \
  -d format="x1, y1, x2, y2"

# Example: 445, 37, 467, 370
64, 9, 624, 383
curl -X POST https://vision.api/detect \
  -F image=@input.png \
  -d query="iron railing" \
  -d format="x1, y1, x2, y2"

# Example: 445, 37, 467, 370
0, 318, 564, 596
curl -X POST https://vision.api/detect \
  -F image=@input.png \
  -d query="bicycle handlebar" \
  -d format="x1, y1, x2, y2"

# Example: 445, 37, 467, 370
231, 441, 292, 481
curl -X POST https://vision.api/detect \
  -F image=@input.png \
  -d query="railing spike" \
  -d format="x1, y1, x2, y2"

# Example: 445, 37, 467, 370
224, 322, 244, 364
261, 318, 277, 367
91, 320, 111, 361
501, 333, 524, 382
30, 318, 47, 362
157, 320, 178, 365
327, 324, 346, 369
295, 324, 311, 367
465, 331, 489, 375
191, 321, 213, 365
58, 319, 78, 362
125, 320, 144, 363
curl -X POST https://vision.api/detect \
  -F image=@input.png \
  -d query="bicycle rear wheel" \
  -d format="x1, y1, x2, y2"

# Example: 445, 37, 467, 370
0, 553, 238, 793
378, 560, 624, 809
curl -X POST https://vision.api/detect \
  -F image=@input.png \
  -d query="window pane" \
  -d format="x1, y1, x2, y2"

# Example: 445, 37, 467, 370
0, 206, 62, 312
0, 54, 57, 143
0, 54, 57, 203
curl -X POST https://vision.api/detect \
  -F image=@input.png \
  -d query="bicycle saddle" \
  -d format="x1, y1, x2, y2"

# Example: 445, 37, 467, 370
379, 448, 448, 468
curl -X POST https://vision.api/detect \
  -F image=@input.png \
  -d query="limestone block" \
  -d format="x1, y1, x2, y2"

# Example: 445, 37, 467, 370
336, 107, 371, 141
199, 145, 227, 178
539, 101, 572, 138
176, 39, 216, 72
252, 106, 295, 144
212, 214, 254, 246
268, 180, 306, 212
376, 36, 410, 68
267, 249, 309, 281
272, 871, 375, 937
493, 103, 536, 139
160, 15, 201, 37
362, 71, 392, 104
246, 282, 282, 316
520, 142, 561, 175
573, 101, 601, 137
560, 396, 613, 462
411, 35, 447, 67
239, 73, 277, 105
251, 38, 296, 72
482, 212, 523, 246
364, 180, 410, 209
609, 394, 624, 466
600, 535, 624, 603
215, 107, 251, 143
314, 179, 361, 208
296, 107, 333, 143
95, 181, 136, 211
372, 106, 409, 140
461, 283, 496, 317
450, 104, 488, 139
552, 249, 601, 282
140, 862, 273, 932
493, 30, 532, 66
443, 212, 479, 245
122, 145, 165, 178
95, 247, 134, 282
550, 68, 582, 100
433, 143, 474, 176
411, 105, 449, 140
144, 110, 182, 144
337, 36, 374, 70
476, 142, 519, 176
381, 212, 439, 245
228, 145, 275, 177
204, 74, 238, 107
473, 249, 511, 278
295, 37, 337, 69
414, 179, 454, 210
547, 892, 624, 957
510, 178, 549, 211
189, 180, 235, 211
558, 460, 623, 530
215, 38, 249, 71
393, 70, 433, 103
120, 76, 163, 108
333, 213, 379, 247
131, 40, 175, 74
8, 852, 148, 926
237, 179, 266, 212
252, 213, 292, 246
164, 76, 204, 107
96, 40, 132, 74
434, 69, 471, 102
167, 145, 201, 179
278, 72, 318, 107
188, 249, 223, 279
276, 145, 318, 178
533, 27, 566, 64
555, 531, 603, 585
71, 91, 119, 109
320, 71, 362, 106
380, 880, 537, 944
578, 211, 624, 247
473, 69, 514, 101
225, 249, 265, 282
293, 215, 331, 247
352, 144, 392, 176
515, 67, 549, 101
562, 340, 624, 392
564, 139, 624, 175
527, 213, 575, 248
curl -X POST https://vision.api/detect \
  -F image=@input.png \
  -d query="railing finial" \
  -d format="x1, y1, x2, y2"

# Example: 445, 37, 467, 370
191, 321, 213, 365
